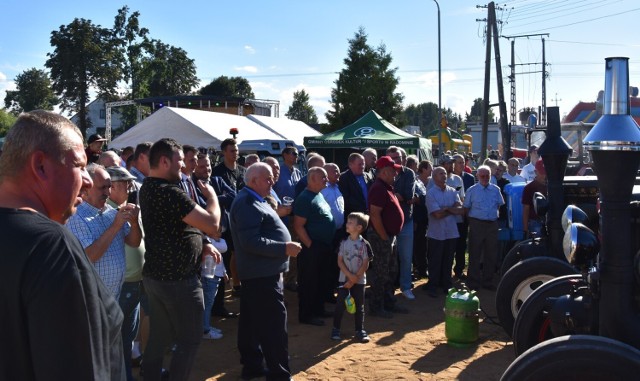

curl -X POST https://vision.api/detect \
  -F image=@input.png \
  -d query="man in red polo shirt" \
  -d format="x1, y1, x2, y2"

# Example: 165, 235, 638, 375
367, 156, 405, 318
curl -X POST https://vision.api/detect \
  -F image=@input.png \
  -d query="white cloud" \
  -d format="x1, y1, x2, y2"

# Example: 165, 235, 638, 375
234, 65, 258, 73
414, 71, 457, 89
0, 72, 16, 110
244, 45, 255, 54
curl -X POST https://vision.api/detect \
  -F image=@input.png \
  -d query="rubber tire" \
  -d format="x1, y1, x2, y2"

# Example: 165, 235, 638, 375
513, 274, 585, 355
495, 257, 576, 338
500, 239, 533, 277
502, 335, 640, 381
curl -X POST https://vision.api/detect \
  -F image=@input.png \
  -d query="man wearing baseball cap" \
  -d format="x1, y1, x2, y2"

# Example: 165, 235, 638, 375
86, 133, 107, 164
367, 156, 405, 318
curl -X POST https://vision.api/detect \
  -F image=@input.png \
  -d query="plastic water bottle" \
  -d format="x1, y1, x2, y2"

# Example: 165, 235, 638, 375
202, 254, 216, 278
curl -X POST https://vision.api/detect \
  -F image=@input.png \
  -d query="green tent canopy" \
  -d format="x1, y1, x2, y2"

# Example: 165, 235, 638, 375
304, 110, 433, 163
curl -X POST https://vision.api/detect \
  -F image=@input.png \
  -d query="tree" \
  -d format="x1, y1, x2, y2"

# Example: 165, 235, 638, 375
113, 6, 150, 100
285, 90, 318, 124
112, 6, 151, 131
325, 27, 404, 131
200, 76, 255, 98
46, 18, 123, 136
403, 102, 439, 134
466, 97, 495, 124
4, 68, 59, 115
404, 103, 464, 135
142, 39, 199, 96
0, 109, 17, 137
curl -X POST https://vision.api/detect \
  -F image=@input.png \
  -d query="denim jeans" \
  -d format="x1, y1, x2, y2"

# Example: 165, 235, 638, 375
142, 276, 203, 381
397, 217, 414, 291
118, 281, 141, 381
202, 275, 221, 333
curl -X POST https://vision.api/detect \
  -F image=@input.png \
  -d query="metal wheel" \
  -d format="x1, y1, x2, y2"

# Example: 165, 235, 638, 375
513, 274, 586, 355
496, 257, 576, 338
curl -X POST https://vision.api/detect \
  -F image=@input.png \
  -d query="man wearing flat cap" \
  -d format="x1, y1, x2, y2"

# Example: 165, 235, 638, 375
106, 165, 147, 381
367, 156, 405, 318
86, 133, 107, 164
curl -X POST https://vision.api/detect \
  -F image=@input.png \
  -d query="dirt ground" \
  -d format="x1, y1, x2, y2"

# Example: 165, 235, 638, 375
140, 278, 516, 381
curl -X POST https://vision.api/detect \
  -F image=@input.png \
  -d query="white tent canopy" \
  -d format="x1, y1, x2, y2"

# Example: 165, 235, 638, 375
109, 107, 284, 149
246, 114, 321, 147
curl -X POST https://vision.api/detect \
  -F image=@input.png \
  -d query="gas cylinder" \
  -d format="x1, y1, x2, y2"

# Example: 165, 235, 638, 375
444, 286, 480, 347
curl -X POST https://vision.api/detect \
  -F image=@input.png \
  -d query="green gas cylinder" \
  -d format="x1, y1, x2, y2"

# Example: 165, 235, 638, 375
444, 286, 480, 347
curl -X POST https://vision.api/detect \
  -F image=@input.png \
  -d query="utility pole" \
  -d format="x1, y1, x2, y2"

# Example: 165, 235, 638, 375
479, 2, 493, 163
503, 33, 550, 126
541, 37, 548, 125
552, 93, 562, 106
478, 1, 509, 161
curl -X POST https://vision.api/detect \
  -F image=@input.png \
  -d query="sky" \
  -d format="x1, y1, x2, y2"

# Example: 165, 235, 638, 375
1, 0, 639, 125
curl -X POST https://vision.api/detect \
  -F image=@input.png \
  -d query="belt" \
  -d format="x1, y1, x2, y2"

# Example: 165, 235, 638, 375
469, 217, 497, 223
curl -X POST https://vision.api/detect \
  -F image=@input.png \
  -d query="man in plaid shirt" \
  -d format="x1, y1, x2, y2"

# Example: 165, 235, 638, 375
66, 163, 142, 297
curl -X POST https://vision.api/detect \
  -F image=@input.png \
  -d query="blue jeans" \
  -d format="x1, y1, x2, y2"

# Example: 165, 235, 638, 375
118, 281, 141, 381
202, 275, 222, 332
397, 217, 414, 291
142, 276, 203, 381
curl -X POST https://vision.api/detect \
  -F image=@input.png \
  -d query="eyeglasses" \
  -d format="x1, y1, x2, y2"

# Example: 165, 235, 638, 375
288, 151, 299, 156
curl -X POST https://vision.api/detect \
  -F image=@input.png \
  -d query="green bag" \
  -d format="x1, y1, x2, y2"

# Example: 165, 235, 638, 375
345, 291, 356, 314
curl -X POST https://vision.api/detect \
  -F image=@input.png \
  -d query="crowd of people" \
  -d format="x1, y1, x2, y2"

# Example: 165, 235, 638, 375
1, 110, 550, 381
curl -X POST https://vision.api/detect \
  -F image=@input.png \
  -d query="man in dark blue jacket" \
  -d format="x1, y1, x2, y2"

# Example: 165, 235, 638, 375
230, 163, 302, 381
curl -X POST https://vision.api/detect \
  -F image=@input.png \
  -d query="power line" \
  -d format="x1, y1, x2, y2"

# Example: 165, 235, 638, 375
504, 6, 640, 34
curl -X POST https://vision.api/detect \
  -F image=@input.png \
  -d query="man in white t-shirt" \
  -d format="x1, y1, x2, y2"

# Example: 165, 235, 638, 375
504, 157, 526, 183
520, 145, 539, 182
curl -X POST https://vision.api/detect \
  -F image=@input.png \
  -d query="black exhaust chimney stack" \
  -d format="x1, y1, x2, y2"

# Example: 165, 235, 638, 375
584, 57, 640, 347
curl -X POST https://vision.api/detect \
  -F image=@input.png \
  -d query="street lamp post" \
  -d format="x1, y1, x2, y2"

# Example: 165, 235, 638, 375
432, 0, 443, 161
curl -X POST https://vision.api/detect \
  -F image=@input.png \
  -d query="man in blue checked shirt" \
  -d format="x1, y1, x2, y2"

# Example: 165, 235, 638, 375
463, 165, 505, 291
67, 163, 143, 298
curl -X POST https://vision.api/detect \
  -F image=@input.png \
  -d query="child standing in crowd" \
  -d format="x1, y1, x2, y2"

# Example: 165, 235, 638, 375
331, 212, 373, 343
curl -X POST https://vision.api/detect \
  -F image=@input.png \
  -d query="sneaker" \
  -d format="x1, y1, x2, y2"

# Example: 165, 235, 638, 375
210, 326, 222, 334
355, 330, 371, 343
330, 328, 341, 341
402, 289, 416, 300
203, 329, 223, 340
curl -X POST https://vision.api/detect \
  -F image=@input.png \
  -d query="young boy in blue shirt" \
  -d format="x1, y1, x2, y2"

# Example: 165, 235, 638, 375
331, 212, 373, 343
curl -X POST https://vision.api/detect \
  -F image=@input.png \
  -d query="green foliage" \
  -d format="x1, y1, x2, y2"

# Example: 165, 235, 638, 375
46, 18, 123, 137
0, 109, 17, 137
4, 68, 59, 115
142, 39, 199, 96
325, 27, 404, 132
404, 102, 439, 134
285, 90, 318, 124
112, 6, 150, 100
200, 76, 255, 99
466, 97, 495, 123
403, 102, 464, 135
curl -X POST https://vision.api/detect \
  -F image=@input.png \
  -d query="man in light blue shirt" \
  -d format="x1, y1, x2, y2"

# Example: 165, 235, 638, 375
463, 165, 505, 290
423, 166, 464, 297
66, 164, 142, 298
273, 146, 302, 201
321, 163, 345, 230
